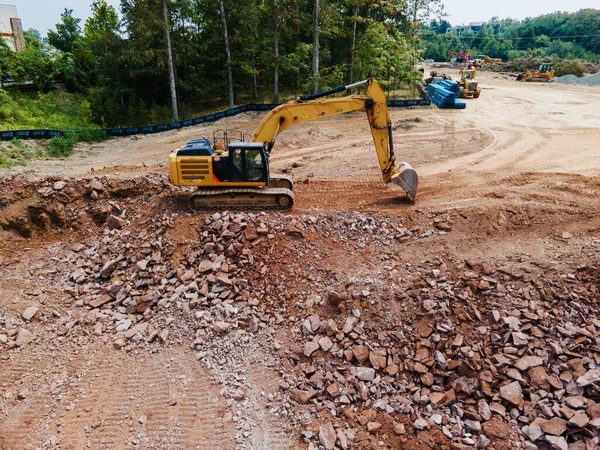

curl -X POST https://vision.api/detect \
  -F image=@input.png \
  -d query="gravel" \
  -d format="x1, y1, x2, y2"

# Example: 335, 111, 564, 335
553, 72, 600, 86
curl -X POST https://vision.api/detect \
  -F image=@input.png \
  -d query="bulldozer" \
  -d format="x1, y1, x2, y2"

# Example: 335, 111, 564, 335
516, 63, 555, 82
168, 79, 418, 210
458, 69, 481, 98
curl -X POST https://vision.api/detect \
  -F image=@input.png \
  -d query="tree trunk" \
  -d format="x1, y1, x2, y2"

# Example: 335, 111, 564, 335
219, 0, 235, 109
273, 1, 279, 104
348, 5, 358, 83
295, 0, 300, 48
312, 0, 320, 94
252, 59, 258, 100
162, 0, 179, 122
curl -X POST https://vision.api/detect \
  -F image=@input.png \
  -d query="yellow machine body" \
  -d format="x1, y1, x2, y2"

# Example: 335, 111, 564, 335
516, 63, 555, 82
458, 69, 481, 99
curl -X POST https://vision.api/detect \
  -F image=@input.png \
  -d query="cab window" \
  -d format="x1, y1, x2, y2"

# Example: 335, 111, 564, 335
245, 149, 263, 181
232, 149, 243, 172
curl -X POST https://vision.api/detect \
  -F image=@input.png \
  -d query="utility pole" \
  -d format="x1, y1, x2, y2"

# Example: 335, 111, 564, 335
273, 0, 280, 103
219, 0, 235, 109
162, 0, 178, 122
312, 0, 320, 94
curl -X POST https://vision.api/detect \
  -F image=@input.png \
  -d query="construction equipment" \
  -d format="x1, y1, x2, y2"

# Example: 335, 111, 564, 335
448, 50, 471, 64
458, 69, 481, 98
516, 63, 555, 82
168, 79, 418, 210
472, 55, 502, 67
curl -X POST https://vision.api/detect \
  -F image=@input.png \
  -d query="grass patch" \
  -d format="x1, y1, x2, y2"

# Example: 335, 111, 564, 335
0, 89, 99, 131
0, 131, 110, 168
0, 138, 45, 168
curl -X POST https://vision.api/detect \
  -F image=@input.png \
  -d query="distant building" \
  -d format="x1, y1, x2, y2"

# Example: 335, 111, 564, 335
0, 4, 25, 52
446, 22, 484, 36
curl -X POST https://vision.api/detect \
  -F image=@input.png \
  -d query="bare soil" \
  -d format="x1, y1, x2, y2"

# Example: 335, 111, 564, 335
1, 69, 600, 450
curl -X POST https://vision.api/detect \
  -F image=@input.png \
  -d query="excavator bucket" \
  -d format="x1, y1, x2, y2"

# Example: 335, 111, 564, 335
516, 73, 524, 81
392, 162, 418, 202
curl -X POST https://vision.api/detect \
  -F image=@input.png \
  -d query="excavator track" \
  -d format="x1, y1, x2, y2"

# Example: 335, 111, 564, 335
188, 187, 294, 211
268, 174, 294, 190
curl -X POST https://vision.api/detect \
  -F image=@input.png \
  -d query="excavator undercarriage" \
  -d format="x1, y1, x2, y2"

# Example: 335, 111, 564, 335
187, 175, 294, 211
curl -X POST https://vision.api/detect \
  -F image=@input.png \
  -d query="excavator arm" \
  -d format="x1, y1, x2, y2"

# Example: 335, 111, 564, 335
251, 79, 418, 201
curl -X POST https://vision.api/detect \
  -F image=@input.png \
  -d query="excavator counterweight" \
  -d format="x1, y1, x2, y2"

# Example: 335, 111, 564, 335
169, 78, 418, 209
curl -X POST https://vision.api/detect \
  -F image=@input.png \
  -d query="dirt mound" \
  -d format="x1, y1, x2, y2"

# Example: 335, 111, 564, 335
0, 173, 174, 241
2, 176, 600, 449
553, 72, 600, 86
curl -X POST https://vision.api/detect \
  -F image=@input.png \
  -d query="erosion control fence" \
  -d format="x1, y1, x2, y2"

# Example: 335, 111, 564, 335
0, 99, 430, 142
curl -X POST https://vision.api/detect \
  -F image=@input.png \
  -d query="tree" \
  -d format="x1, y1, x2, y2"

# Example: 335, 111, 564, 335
162, 0, 179, 121
312, 0, 320, 93
24, 29, 42, 42
47, 8, 82, 53
10, 36, 53, 90
218, 0, 235, 108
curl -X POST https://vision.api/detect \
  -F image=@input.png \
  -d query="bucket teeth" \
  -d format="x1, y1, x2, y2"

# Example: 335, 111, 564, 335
393, 162, 418, 202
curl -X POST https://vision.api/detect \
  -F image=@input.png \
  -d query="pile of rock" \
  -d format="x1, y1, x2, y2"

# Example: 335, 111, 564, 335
285, 255, 600, 450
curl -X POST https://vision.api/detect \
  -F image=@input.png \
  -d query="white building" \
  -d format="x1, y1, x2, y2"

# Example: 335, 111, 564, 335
0, 4, 25, 51
446, 22, 484, 36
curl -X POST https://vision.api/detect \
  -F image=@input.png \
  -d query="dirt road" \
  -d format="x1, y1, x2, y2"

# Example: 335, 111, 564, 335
1, 72, 600, 450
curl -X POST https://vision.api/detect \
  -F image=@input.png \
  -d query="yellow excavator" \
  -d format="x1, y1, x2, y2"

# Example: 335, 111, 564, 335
168, 78, 418, 210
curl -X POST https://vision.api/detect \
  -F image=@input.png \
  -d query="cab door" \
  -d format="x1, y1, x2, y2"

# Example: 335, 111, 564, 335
231, 148, 244, 181
244, 148, 268, 182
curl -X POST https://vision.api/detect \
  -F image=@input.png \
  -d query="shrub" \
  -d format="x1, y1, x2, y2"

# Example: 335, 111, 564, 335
555, 60, 585, 77
49, 135, 75, 157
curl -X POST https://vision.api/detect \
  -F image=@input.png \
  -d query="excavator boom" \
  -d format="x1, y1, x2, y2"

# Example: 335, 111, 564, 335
252, 79, 418, 201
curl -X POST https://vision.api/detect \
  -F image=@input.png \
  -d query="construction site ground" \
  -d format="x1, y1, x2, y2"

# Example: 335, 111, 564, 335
1, 68, 600, 450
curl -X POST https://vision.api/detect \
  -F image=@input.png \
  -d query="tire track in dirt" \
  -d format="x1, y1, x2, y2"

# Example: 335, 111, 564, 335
167, 357, 235, 450
0, 386, 55, 449
0, 346, 82, 449
59, 345, 129, 449
246, 364, 295, 450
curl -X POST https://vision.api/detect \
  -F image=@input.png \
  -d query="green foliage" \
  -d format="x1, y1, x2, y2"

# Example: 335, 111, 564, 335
48, 135, 75, 157
0, 89, 99, 131
73, 129, 108, 143
555, 60, 586, 77
0, 139, 46, 169
422, 9, 600, 63
47, 8, 82, 53
48, 129, 109, 158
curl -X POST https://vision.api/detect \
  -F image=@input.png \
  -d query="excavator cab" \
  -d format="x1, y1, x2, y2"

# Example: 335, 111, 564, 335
212, 142, 269, 183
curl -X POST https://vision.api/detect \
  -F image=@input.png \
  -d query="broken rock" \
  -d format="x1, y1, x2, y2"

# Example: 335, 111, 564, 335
16, 328, 34, 346
22, 306, 39, 321
500, 381, 523, 406
319, 422, 336, 450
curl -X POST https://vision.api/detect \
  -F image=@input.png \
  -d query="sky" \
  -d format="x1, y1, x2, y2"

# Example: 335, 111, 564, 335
8, 0, 121, 35
441, 0, 599, 25
7, 0, 600, 36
